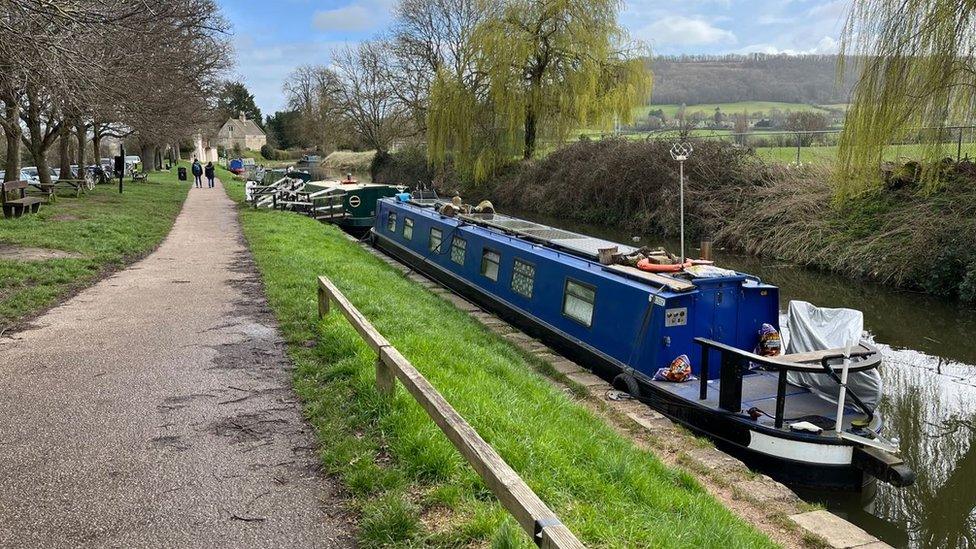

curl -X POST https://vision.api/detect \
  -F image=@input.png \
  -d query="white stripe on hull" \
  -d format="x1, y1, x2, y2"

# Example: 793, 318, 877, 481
748, 431, 853, 465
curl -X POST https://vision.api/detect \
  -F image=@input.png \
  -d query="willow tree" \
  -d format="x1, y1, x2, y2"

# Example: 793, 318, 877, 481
427, 0, 651, 181
838, 0, 976, 197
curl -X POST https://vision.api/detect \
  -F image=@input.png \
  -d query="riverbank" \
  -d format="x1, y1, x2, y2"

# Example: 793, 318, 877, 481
376, 139, 976, 303
0, 168, 190, 329
222, 180, 781, 547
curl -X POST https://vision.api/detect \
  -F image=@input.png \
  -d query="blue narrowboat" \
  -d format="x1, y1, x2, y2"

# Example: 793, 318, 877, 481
371, 195, 915, 492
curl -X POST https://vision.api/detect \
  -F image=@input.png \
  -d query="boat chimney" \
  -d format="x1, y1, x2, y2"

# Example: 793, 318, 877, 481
598, 246, 618, 265
700, 236, 712, 261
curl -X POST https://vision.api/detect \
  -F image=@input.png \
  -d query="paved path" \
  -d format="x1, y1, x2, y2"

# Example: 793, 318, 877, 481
0, 180, 352, 548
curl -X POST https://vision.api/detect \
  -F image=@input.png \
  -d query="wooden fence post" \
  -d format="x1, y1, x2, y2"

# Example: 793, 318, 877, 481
317, 284, 329, 318
375, 353, 396, 396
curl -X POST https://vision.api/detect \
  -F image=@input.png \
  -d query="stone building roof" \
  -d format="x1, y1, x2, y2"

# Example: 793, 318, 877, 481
218, 112, 265, 138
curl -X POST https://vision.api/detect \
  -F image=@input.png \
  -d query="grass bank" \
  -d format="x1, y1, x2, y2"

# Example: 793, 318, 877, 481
222, 180, 775, 547
324, 150, 376, 173
0, 167, 189, 328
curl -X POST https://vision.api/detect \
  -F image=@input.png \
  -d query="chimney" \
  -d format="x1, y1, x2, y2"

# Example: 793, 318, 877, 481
239, 111, 245, 121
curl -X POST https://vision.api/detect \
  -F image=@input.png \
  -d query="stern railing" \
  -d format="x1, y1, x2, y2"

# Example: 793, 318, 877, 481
693, 337, 880, 429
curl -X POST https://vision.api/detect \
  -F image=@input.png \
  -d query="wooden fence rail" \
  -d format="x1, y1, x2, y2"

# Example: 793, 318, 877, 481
316, 276, 585, 548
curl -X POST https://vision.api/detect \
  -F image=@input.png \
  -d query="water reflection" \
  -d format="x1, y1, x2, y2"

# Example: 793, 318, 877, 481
505, 208, 976, 548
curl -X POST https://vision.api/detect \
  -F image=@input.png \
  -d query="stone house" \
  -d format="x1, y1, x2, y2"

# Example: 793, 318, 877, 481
216, 112, 266, 151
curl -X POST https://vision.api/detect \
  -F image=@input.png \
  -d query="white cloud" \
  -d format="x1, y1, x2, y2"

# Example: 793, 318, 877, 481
636, 15, 737, 47
312, 4, 374, 32
735, 36, 839, 56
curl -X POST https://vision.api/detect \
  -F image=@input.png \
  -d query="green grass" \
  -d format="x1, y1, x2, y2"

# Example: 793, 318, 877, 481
223, 179, 777, 548
0, 167, 190, 327
753, 142, 976, 164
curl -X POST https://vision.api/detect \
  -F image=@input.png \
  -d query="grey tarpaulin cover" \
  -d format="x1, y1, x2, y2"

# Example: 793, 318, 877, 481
783, 300, 882, 409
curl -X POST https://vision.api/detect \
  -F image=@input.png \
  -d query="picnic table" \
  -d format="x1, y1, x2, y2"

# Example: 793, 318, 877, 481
53, 179, 87, 197
27, 178, 90, 202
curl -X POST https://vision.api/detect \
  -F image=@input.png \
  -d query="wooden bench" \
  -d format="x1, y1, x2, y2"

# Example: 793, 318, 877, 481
1, 180, 44, 218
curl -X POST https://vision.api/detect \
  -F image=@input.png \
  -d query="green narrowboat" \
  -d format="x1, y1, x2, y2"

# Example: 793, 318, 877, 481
306, 179, 400, 235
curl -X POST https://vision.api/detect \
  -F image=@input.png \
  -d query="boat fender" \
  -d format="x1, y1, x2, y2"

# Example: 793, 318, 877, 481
636, 258, 693, 273
612, 373, 641, 396
395, 192, 411, 202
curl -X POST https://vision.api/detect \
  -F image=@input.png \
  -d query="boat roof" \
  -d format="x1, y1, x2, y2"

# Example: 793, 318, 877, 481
383, 198, 745, 296
458, 211, 638, 260
386, 197, 776, 294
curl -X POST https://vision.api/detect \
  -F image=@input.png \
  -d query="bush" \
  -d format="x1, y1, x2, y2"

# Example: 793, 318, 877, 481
257, 145, 299, 161
490, 138, 762, 238
959, 263, 976, 303
372, 145, 440, 189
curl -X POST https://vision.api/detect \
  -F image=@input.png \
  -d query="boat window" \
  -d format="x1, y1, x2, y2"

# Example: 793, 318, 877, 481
451, 237, 466, 265
562, 279, 595, 327
404, 217, 414, 240
429, 227, 442, 252
387, 212, 397, 233
511, 259, 535, 298
480, 248, 500, 281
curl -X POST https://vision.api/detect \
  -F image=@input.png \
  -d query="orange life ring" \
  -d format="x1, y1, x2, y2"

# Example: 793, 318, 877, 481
636, 258, 693, 273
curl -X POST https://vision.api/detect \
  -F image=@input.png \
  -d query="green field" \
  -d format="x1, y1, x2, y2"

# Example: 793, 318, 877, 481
0, 167, 190, 327
754, 142, 976, 164
642, 101, 831, 118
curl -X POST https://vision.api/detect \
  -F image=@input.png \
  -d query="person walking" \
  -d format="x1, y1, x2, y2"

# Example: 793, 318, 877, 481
204, 161, 215, 189
191, 158, 203, 188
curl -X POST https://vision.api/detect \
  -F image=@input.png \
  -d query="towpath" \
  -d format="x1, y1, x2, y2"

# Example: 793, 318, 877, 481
0, 179, 352, 547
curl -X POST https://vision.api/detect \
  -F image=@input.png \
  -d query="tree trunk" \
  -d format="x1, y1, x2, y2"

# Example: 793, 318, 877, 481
30, 143, 51, 186
2, 102, 20, 182
75, 121, 87, 169
140, 143, 154, 172
58, 134, 72, 179
174, 142, 182, 161
523, 107, 537, 160
92, 130, 102, 162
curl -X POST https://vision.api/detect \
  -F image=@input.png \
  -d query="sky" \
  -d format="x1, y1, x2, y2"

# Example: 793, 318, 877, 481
220, 0, 852, 116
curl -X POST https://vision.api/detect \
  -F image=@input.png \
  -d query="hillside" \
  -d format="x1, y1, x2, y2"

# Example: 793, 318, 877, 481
648, 54, 858, 106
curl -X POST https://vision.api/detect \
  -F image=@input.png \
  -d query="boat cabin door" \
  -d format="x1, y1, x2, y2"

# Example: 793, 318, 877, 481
695, 282, 740, 379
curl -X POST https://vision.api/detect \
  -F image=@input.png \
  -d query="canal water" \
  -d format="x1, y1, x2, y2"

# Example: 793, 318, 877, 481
507, 209, 976, 548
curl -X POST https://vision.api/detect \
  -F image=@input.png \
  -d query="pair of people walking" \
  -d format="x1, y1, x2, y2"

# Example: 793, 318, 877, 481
190, 159, 216, 189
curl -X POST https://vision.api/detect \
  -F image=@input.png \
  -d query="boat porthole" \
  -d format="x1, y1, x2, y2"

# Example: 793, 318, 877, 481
349, 196, 361, 207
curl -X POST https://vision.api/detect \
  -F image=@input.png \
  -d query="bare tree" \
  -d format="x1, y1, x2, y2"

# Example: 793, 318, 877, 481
0, 0, 233, 180
334, 42, 409, 153
283, 65, 347, 151
383, 0, 490, 133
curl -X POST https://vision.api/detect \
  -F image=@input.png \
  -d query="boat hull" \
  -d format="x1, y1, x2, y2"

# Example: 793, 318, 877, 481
373, 229, 874, 492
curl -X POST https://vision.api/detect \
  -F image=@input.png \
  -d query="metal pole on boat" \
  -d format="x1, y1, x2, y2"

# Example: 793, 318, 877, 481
670, 143, 693, 263
834, 339, 853, 434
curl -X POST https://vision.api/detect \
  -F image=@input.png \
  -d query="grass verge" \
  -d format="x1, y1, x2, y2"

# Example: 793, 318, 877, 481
0, 166, 190, 328
223, 179, 776, 548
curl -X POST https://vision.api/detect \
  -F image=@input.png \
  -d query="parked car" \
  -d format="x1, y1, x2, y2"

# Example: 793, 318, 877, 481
22, 166, 59, 183
124, 155, 141, 172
